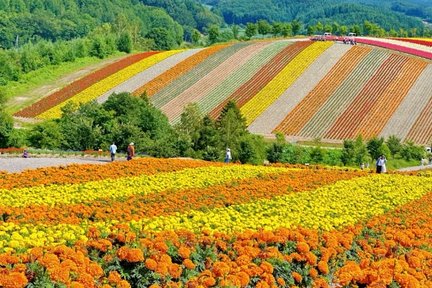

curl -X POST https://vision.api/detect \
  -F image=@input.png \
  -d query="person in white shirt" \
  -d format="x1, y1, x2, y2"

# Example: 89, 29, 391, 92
109, 143, 117, 162
224, 148, 232, 163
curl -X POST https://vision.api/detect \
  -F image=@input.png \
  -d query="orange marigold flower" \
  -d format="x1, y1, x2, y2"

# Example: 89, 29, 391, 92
126, 248, 144, 263
212, 261, 230, 277
296, 242, 310, 254
156, 262, 169, 276
117, 247, 129, 261
70, 282, 85, 288
236, 271, 250, 287
255, 280, 270, 288
87, 263, 103, 278
183, 258, 196, 270
202, 276, 216, 287
309, 268, 319, 279
277, 277, 285, 286
49, 266, 70, 284
149, 284, 162, 288
154, 241, 169, 253
178, 246, 191, 259
292, 272, 303, 283
317, 261, 329, 275
235, 255, 251, 266
260, 261, 274, 274
145, 258, 158, 271
117, 280, 132, 288
0, 272, 28, 288
108, 271, 122, 284
169, 263, 183, 279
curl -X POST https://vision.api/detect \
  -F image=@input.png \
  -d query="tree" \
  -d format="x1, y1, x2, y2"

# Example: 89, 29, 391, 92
386, 135, 402, 158
367, 137, 385, 160
244, 23, 257, 39
29, 120, 63, 149
341, 139, 356, 165
217, 101, 247, 150
257, 20, 272, 35
267, 132, 286, 163
280, 23, 292, 37
354, 135, 369, 166
191, 29, 201, 44
117, 32, 132, 53
146, 27, 177, 50
0, 90, 14, 148
196, 115, 221, 161
400, 141, 425, 161
291, 20, 301, 35
175, 103, 202, 155
231, 25, 239, 39
207, 24, 220, 44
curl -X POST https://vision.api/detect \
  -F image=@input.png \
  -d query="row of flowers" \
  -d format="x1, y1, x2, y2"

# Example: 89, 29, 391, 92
37, 50, 183, 119
240, 41, 333, 126
14, 52, 158, 118
0, 158, 220, 190
133, 45, 229, 97
0, 165, 287, 207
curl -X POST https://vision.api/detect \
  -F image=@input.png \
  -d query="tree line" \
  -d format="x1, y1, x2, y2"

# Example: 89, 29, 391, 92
0, 92, 429, 167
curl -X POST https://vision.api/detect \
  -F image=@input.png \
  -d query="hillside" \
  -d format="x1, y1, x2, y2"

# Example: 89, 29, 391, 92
202, 0, 431, 30
13, 38, 432, 145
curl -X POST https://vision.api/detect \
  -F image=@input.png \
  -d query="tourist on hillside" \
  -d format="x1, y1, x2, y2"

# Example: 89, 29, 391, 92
224, 148, 232, 163
381, 155, 387, 173
109, 142, 117, 162
22, 149, 29, 158
376, 155, 386, 173
127, 143, 135, 161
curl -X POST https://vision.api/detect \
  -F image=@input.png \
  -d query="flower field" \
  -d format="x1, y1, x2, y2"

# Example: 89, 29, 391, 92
13, 39, 432, 145
0, 159, 431, 288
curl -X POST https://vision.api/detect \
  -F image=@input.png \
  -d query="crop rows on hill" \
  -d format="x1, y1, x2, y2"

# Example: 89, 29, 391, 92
298, 49, 390, 139
380, 65, 432, 142
325, 54, 409, 139
151, 43, 251, 109
161, 42, 271, 122
406, 98, 432, 144
38, 51, 181, 119
95, 49, 203, 103
240, 41, 333, 126
357, 37, 432, 59
13, 52, 158, 118
176, 41, 290, 124
390, 38, 432, 47
356, 57, 427, 139
209, 41, 310, 119
133, 44, 228, 97
275, 46, 371, 135
248, 44, 352, 135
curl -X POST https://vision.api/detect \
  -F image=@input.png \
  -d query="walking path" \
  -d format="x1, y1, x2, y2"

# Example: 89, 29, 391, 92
0, 157, 112, 173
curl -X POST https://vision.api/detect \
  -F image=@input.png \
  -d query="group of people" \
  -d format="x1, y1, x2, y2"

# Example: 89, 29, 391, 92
109, 142, 135, 162
375, 155, 387, 173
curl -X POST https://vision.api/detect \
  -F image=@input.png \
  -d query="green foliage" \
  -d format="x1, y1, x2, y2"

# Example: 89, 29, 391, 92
400, 141, 425, 161
386, 135, 402, 158
117, 32, 133, 53
238, 134, 267, 165
367, 137, 385, 160
245, 23, 258, 39
29, 120, 64, 150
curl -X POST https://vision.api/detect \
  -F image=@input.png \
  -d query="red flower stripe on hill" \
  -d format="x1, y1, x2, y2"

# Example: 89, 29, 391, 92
274, 46, 371, 135
133, 45, 228, 97
14, 52, 158, 118
356, 57, 427, 138
0, 169, 365, 225
0, 158, 221, 190
325, 54, 408, 140
405, 97, 432, 144
390, 38, 432, 47
209, 41, 312, 119
357, 38, 432, 59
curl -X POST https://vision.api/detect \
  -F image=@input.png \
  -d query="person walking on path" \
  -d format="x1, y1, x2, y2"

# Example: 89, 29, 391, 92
109, 143, 117, 162
224, 148, 232, 163
376, 155, 386, 173
381, 155, 387, 173
127, 143, 135, 161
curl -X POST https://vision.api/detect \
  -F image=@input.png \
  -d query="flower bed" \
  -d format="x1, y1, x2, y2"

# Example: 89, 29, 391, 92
0, 160, 431, 288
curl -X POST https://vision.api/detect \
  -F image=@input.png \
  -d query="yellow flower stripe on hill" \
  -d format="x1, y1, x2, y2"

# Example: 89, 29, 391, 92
0, 165, 287, 207
137, 174, 432, 233
240, 41, 333, 125
37, 50, 182, 119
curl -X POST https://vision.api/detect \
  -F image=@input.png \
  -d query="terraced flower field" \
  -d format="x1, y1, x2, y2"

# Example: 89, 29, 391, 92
13, 39, 432, 145
1, 159, 431, 287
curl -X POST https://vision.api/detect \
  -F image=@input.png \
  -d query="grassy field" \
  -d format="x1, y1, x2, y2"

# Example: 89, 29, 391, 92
4, 52, 126, 114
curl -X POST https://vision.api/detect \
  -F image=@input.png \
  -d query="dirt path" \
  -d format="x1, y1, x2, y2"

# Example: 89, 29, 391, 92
0, 157, 116, 173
